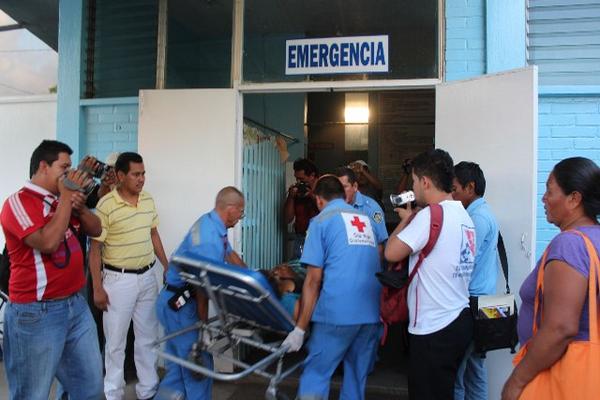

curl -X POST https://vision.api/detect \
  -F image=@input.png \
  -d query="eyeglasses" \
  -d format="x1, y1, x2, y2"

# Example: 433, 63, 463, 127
238, 208, 245, 219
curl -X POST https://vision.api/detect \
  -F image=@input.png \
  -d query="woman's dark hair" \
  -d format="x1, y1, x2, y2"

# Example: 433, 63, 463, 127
552, 157, 600, 220
411, 149, 455, 193
115, 152, 143, 174
454, 161, 486, 196
29, 140, 73, 178
314, 174, 345, 201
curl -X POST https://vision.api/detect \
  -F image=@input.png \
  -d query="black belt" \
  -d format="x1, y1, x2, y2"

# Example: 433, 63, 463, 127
104, 261, 155, 274
165, 283, 194, 293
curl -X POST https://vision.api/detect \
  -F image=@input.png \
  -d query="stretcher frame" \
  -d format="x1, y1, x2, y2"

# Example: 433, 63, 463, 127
154, 253, 303, 400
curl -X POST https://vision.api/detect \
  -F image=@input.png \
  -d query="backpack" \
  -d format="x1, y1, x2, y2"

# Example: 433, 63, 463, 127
378, 204, 443, 343
0, 245, 10, 295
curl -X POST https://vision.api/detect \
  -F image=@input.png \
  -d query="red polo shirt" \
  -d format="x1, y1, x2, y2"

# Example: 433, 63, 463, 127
0, 182, 85, 303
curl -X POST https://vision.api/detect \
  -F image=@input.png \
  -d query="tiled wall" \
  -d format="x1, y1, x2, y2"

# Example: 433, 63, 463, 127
82, 98, 139, 163
536, 95, 600, 256
445, 0, 486, 81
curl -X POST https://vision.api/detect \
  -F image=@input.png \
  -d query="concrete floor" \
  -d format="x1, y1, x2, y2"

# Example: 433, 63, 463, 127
0, 361, 407, 399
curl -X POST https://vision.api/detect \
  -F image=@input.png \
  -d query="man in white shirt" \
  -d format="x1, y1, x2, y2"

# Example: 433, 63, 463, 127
385, 149, 475, 400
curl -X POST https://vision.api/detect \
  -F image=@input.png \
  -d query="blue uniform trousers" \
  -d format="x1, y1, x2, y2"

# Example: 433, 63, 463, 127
155, 289, 213, 400
298, 322, 380, 400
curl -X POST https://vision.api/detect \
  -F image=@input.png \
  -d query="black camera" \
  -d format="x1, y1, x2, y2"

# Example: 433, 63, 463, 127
78, 160, 113, 195
295, 181, 310, 197
82, 160, 112, 180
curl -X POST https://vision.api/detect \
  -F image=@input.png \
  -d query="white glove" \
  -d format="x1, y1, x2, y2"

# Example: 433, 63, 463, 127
201, 330, 214, 349
282, 326, 305, 352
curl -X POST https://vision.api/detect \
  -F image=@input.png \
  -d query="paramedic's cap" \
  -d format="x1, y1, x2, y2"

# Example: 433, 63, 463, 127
351, 160, 369, 169
105, 152, 120, 167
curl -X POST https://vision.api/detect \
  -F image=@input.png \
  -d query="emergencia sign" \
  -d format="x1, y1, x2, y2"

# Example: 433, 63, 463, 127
285, 35, 389, 75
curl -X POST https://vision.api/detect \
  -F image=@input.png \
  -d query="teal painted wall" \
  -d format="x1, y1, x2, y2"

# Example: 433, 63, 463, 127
486, 0, 526, 73
445, 0, 486, 81
57, 0, 85, 161
82, 98, 139, 161
527, 0, 600, 254
536, 96, 600, 256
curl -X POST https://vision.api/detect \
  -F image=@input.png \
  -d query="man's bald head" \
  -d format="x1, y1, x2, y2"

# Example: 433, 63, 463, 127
215, 186, 244, 210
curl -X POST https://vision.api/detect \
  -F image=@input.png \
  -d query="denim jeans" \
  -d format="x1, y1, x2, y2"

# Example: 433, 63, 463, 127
3, 293, 103, 400
454, 342, 488, 400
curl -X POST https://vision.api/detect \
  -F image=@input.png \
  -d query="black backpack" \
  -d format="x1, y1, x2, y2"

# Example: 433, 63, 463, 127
0, 245, 10, 294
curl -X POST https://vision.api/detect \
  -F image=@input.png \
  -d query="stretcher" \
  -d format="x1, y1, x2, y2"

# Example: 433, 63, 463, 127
154, 251, 303, 400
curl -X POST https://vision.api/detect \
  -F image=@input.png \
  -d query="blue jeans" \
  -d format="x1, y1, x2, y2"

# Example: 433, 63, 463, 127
454, 342, 488, 400
298, 322, 380, 400
155, 289, 213, 400
3, 293, 103, 400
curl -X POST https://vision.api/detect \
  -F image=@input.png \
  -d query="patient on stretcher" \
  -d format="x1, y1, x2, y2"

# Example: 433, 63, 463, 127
259, 264, 303, 321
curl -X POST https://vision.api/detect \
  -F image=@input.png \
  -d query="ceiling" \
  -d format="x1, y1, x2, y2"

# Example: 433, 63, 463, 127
0, 0, 58, 50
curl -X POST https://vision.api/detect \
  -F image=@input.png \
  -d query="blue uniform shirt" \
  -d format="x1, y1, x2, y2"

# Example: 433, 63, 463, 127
352, 191, 388, 244
165, 210, 233, 287
467, 197, 499, 296
300, 198, 381, 325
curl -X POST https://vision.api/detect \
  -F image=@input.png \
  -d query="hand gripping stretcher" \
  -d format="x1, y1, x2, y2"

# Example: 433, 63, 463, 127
154, 251, 303, 400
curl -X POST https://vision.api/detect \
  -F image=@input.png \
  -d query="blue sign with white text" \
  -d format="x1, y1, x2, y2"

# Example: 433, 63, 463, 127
285, 35, 389, 75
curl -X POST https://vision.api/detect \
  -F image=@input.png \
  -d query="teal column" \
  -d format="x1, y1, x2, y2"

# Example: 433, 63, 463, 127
486, 0, 527, 74
57, 0, 85, 161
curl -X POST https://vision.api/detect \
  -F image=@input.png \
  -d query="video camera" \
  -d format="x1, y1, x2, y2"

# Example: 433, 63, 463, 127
389, 191, 415, 208
79, 160, 113, 196
294, 181, 310, 197
63, 158, 114, 196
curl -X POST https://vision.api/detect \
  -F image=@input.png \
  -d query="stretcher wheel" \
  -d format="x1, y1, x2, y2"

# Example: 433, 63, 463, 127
265, 386, 291, 400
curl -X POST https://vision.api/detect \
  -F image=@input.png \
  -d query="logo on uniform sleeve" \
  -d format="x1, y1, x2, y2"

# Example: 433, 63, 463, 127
454, 224, 475, 278
341, 213, 376, 247
373, 212, 383, 224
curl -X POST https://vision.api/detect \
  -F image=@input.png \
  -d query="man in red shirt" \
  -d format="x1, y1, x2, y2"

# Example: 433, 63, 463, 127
0, 140, 104, 399
284, 158, 319, 258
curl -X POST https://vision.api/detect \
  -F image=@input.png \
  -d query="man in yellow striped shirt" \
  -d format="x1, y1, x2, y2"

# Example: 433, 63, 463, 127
89, 152, 169, 400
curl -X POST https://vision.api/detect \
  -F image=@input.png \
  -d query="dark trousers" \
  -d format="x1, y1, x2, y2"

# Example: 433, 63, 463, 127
408, 308, 473, 400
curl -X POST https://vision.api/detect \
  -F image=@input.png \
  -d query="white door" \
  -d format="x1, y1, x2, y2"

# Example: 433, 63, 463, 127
138, 89, 241, 259
436, 66, 538, 399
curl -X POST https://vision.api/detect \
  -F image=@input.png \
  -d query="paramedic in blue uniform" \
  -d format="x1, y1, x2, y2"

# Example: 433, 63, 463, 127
336, 166, 388, 249
155, 186, 246, 400
282, 175, 382, 400
336, 166, 388, 372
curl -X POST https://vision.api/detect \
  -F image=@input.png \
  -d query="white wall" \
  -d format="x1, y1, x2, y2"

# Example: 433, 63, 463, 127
436, 67, 538, 399
137, 89, 240, 261
0, 95, 57, 248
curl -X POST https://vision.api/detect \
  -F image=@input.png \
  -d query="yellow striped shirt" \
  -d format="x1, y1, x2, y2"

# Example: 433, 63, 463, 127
93, 189, 159, 269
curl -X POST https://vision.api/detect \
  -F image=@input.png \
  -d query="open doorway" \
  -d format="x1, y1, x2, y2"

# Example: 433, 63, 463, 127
241, 88, 436, 389
306, 90, 435, 228
242, 89, 436, 258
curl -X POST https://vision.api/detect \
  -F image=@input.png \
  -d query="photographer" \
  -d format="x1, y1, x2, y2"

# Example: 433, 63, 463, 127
384, 149, 475, 400
0, 140, 103, 399
349, 160, 383, 204
284, 158, 319, 258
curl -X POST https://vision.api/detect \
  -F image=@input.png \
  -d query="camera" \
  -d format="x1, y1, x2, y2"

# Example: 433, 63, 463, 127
390, 191, 415, 207
294, 181, 310, 197
82, 160, 112, 180
78, 160, 113, 195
